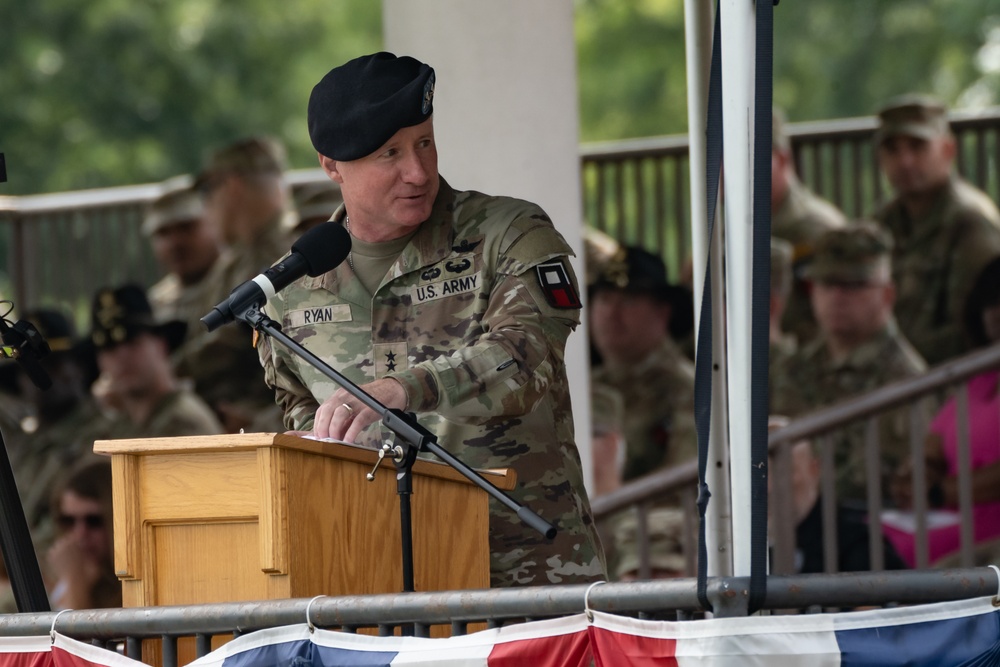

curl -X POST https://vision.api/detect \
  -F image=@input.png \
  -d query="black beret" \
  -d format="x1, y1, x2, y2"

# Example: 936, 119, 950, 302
308, 52, 436, 161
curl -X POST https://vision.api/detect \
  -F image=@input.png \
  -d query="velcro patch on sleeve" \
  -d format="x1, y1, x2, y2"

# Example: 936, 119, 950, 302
535, 260, 582, 309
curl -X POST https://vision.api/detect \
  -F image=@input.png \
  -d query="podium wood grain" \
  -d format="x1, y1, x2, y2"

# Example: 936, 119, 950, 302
95, 432, 515, 662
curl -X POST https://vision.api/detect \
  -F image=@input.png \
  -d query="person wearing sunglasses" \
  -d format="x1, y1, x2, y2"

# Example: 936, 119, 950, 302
46, 457, 120, 610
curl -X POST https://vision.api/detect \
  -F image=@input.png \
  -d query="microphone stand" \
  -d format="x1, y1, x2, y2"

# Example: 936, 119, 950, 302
0, 426, 51, 612
239, 304, 556, 598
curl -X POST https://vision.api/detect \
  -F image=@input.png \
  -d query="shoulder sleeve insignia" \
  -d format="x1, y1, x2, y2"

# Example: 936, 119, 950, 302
535, 260, 582, 309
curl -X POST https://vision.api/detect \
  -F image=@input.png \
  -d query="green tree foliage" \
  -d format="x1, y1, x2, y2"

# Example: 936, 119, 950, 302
576, 0, 1000, 141
2, 1, 998, 194
0, 0, 381, 194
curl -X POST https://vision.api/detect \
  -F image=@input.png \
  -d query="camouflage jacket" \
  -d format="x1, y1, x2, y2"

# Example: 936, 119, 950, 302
170, 213, 294, 427
106, 387, 223, 440
591, 338, 697, 481
258, 178, 605, 587
874, 176, 1000, 365
770, 319, 930, 502
773, 176, 847, 345
148, 270, 220, 345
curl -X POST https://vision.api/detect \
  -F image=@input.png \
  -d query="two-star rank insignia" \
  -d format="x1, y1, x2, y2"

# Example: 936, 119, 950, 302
535, 261, 582, 309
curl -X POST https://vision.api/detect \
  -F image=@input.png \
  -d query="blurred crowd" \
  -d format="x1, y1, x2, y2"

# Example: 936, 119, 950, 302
1, 93, 999, 610
588, 95, 1000, 581
0, 137, 342, 611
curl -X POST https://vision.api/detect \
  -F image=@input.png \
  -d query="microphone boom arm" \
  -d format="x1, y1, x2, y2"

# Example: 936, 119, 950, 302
239, 303, 557, 561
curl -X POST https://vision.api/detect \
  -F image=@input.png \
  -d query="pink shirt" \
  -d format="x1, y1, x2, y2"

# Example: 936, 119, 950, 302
884, 370, 1000, 566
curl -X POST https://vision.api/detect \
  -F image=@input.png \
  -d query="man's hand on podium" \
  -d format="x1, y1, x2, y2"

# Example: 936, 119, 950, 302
311, 377, 408, 443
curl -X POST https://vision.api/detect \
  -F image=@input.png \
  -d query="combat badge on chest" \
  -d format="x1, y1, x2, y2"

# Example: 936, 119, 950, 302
412, 248, 481, 304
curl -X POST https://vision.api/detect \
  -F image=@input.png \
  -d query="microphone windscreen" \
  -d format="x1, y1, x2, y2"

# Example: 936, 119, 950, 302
291, 221, 352, 276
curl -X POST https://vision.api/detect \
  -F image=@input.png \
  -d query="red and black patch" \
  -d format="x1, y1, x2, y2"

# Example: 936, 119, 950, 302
535, 261, 582, 309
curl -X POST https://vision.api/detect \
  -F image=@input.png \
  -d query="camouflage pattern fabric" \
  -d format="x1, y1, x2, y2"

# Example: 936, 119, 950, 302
874, 176, 1000, 365
258, 179, 606, 588
147, 271, 221, 345
770, 320, 931, 503
591, 338, 697, 482
773, 176, 847, 345
171, 213, 294, 431
6, 400, 114, 540
105, 388, 223, 440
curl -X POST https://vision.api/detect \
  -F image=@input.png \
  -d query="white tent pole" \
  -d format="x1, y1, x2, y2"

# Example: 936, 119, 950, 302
720, 0, 756, 578
684, 0, 732, 577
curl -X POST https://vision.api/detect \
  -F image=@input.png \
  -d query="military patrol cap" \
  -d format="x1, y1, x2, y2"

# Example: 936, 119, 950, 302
90, 284, 187, 351
772, 107, 791, 152
613, 507, 687, 579
308, 52, 436, 161
290, 182, 344, 232
771, 237, 794, 299
874, 94, 950, 146
194, 137, 287, 191
804, 221, 894, 284
143, 176, 202, 236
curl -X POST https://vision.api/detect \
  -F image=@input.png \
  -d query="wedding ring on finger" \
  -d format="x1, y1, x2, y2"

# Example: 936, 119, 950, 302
341, 403, 354, 416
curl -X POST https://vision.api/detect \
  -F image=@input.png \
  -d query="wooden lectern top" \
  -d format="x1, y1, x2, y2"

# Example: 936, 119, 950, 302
94, 432, 516, 490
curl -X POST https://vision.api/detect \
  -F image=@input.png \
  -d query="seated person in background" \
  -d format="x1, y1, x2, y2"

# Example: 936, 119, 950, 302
1, 309, 111, 540
612, 507, 688, 581
871, 94, 1000, 366
89, 285, 223, 439
771, 222, 930, 504
888, 256, 1000, 567
144, 176, 222, 341
290, 181, 343, 238
172, 137, 292, 433
769, 416, 906, 574
46, 457, 120, 610
590, 246, 697, 482
771, 108, 847, 345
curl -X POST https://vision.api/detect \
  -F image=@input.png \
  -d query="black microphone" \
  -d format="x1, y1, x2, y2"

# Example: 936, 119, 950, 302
0, 318, 52, 390
201, 221, 351, 332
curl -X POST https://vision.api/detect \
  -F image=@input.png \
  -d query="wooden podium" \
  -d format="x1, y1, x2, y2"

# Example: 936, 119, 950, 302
93, 432, 514, 610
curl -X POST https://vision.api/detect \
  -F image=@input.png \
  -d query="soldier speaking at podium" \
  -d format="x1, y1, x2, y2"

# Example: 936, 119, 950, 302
256, 52, 606, 587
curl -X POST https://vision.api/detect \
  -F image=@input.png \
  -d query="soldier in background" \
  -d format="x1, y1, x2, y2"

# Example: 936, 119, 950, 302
769, 237, 797, 369
612, 508, 688, 581
258, 52, 605, 587
771, 108, 847, 344
90, 285, 222, 439
771, 223, 930, 504
172, 138, 294, 432
144, 176, 222, 339
589, 246, 697, 482
290, 181, 343, 238
872, 94, 1000, 366
1, 309, 111, 542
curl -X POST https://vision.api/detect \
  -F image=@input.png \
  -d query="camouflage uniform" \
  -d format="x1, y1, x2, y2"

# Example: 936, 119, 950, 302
258, 179, 606, 587
773, 176, 847, 344
591, 338, 697, 482
771, 320, 928, 503
172, 213, 293, 432
874, 176, 1000, 365
148, 273, 218, 340
104, 388, 223, 440
8, 400, 114, 538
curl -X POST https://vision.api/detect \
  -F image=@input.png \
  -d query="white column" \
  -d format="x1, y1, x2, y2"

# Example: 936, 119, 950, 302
720, 0, 757, 578
384, 1, 594, 490
685, 0, 733, 578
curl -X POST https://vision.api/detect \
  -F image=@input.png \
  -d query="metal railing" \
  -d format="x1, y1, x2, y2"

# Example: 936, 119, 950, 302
3, 108, 999, 319
592, 343, 1000, 579
0, 569, 997, 666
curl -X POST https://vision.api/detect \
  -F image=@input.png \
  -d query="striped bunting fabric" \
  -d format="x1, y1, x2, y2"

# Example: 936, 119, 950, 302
188, 596, 1000, 666
0, 633, 145, 667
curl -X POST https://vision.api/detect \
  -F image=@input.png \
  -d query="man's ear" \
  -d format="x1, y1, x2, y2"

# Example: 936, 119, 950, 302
318, 153, 343, 184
